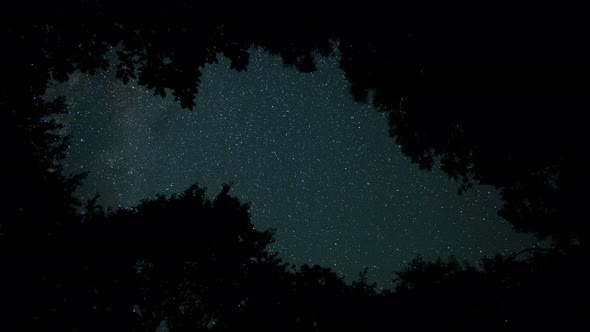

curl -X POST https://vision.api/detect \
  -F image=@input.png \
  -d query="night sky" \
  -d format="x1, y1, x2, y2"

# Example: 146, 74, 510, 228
47, 48, 535, 289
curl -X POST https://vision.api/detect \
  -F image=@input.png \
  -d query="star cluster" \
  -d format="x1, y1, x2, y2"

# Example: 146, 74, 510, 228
48, 49, 535, 288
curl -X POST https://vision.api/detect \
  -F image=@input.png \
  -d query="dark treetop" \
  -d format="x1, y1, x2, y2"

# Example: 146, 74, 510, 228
1, 6, 589, 331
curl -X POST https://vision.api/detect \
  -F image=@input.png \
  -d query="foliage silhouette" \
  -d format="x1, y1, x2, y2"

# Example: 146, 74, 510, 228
392, 248, 590, 331
4, 12, 588, 243
2, 6, 590, 331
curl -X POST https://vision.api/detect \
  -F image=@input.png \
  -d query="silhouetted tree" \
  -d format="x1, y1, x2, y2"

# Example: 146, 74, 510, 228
0, 68, 88, 330
389, 248, 590, 331
3, 7, 590, 331
5, 13, 587, 244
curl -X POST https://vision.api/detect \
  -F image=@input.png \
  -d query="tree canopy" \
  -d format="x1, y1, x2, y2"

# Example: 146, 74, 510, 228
3, 11, 589, 243
2, 5, 590, 330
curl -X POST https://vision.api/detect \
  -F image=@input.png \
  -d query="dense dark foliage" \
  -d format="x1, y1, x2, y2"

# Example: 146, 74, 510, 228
2, 4, 589, 331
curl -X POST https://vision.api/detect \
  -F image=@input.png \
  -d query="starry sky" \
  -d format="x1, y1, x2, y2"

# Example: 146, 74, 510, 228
47, 48, 535, 289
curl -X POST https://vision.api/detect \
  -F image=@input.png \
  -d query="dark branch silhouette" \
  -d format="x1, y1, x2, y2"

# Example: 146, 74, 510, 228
2, 6, 590, 331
